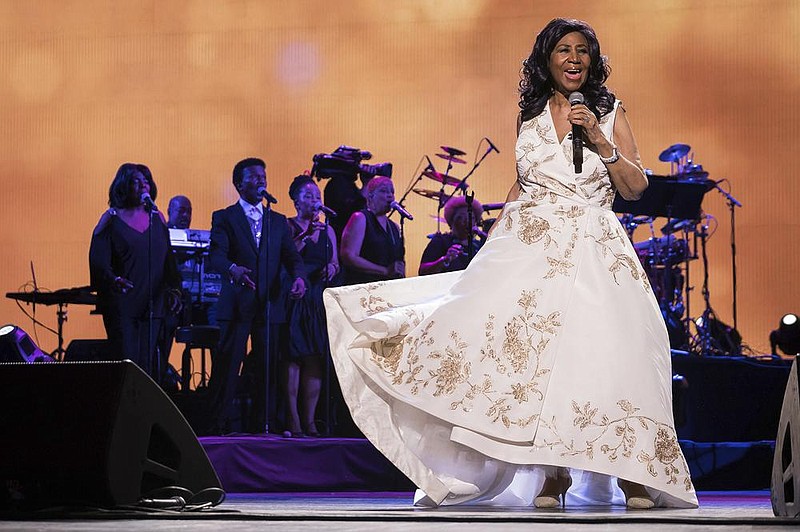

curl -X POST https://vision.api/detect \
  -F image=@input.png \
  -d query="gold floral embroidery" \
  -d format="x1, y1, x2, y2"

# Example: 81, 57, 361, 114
517, 208, 554, 247
428, 331, 472, 397
586, 216, 650, 291
479, 290, 556, 405
365, 287, 560, 429
519, 153, 557, 187
357, 287, 395, 316
529, 399, 694, 490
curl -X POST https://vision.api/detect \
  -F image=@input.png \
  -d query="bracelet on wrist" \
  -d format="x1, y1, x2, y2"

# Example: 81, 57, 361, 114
599, 146, 620, 164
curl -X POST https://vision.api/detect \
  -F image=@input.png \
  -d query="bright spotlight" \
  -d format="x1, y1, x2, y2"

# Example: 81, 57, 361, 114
0, 324, 54, 363
770, 314, 800, 357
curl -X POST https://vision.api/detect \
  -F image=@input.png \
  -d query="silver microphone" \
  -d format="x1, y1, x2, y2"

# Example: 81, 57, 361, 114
140, 193, 158, 212
313, 201, 337, 218
257, 186, 278, 204
390, 201, 413, 221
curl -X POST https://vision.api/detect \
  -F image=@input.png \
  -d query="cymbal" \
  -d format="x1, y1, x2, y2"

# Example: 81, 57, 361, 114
423, 170, 465, 187
658, 143, 690, 163
413, 188, 447, 201
436, 153, 466, 164
440, 145, 466, 156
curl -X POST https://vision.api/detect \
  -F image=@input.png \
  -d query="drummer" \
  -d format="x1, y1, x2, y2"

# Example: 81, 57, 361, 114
419, 196, 485, 275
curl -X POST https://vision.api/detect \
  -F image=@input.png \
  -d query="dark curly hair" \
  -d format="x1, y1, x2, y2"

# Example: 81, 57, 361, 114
519, 18, 615, 122
288, 174, 317, 201
108, 163, 155, 209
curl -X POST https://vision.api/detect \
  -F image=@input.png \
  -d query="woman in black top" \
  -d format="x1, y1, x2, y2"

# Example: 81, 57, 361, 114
89, 163, 181, 383
340, 176, 405, 285
419, 196, 485, 275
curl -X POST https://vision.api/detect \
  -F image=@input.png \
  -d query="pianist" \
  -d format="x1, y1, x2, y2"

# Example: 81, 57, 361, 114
167, 195, 192, 230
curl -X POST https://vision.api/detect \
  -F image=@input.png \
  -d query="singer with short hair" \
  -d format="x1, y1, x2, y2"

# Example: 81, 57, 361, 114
280, 175, 340, 437
207, 157, 306, 435
419, 196, 485, 275
89, 162, 182, 383
339, 176, 405, 284
323, 18, 696, 510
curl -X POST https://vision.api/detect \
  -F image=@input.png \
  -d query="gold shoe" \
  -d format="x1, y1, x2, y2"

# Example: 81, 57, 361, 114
534, 473, 572, 509
617, 479, 654, 509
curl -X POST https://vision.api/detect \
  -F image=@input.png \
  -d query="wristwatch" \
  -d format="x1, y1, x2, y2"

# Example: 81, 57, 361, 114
599, 146, 620, 164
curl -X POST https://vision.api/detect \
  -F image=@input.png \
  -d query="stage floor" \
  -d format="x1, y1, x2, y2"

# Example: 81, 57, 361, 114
1, 491, 796, 531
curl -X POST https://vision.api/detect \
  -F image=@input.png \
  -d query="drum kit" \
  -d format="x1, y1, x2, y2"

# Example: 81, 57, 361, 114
617, 143, 743, 355
394, 141, 505, 248
408, 144, 503, 233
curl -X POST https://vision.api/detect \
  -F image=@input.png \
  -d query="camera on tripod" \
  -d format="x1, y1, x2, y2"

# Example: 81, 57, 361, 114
311, 145, 392, 181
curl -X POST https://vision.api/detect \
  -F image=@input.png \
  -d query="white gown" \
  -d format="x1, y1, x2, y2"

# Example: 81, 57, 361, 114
323, 100, 698, 508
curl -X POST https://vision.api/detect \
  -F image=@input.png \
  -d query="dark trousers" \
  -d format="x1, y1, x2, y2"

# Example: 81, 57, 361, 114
103, 311, 167, 385
208, 317, 283, 433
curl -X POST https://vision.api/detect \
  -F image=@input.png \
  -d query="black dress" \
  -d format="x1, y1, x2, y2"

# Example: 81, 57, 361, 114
286, 219, 337, 359
89, 214, 180, 379
343, 209, 404, 285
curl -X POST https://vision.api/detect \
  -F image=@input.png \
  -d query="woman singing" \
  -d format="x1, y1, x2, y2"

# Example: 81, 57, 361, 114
89, 163, 181, 384
323, 18, 697, 509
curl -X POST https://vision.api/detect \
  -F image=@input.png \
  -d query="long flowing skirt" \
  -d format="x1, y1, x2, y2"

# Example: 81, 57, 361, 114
324, 199, 698, 508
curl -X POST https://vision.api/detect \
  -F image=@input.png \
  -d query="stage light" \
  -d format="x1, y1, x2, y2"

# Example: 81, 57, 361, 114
0, 324, 53, 363
770, 313, 800, 358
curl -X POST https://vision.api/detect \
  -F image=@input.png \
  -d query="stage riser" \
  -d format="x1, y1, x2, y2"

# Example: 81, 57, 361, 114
199, 436, 773, 493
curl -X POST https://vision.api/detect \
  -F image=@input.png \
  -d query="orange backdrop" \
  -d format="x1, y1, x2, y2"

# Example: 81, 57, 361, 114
1, 0, 797, 362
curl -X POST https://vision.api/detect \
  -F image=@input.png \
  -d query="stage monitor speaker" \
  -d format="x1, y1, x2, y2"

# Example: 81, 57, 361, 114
772, 355, 800, 517
0, 360, 223, 510
64, 339, 112, 362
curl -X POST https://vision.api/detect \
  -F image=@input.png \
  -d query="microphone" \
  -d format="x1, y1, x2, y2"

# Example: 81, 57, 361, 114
313, 201, 338, 218
568, 91, 584, 173
390, 201, 413, 221
257, 186, 278, 204
485, 137, 500, 154
140, 193, 158, 212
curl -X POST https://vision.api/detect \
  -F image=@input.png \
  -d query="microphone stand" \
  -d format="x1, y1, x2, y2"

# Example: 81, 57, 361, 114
465, 192, 475, 259
394, 156, 429, 230
710, 181, 742, 331
147, 206, 158, 386
263, 200, 272, 435
321, 212, 333, 437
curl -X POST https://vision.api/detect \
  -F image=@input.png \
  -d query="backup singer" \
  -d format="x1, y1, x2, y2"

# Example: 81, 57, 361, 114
282, 175, 340, 437
419, 196, 485, 275
208, 157, 306, 434
323, 18, 697, 509
89, 163, 182, 383
339, 176, 405, 284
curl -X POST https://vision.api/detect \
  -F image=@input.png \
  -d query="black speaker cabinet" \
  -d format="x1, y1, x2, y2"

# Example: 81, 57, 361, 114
64, 339, 113, 362
0, 360, 222, 509
772, 355, 800, 517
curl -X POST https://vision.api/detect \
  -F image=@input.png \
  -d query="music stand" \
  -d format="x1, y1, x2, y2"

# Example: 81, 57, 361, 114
612, 178, 711, 219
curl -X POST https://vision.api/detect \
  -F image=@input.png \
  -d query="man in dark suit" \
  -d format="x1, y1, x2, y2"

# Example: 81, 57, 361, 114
208, 157, 306, 434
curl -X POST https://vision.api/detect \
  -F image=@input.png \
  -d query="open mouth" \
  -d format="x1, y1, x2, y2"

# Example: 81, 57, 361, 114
565, 68, 582, 80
